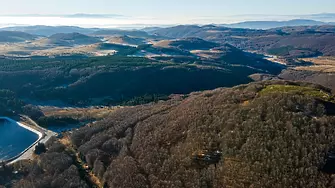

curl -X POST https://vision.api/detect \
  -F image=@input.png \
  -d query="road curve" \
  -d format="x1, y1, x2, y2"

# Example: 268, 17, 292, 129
8, 116, 57, 164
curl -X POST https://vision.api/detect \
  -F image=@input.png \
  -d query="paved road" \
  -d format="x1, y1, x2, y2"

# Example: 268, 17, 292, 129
8, 116, 57, 164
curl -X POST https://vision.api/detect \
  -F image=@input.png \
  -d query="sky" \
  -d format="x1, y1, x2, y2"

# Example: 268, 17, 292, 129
1, 0, 334, 16
0, 0, 334, 27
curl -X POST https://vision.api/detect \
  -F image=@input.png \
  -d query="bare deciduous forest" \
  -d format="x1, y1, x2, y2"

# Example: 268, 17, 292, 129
6, 80, 335, 188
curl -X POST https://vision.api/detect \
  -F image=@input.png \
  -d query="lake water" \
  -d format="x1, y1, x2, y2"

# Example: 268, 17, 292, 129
47, 124, 83, 133
0, 118, 39, 162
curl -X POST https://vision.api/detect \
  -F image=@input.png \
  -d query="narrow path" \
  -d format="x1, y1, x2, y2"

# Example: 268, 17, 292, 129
60, 136, 102, 188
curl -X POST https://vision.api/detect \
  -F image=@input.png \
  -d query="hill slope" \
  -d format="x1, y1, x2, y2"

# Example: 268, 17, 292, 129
279, 69, 335, 92
154, 37, 219, 50
107, 35, 145, 45
0, 31, 36, 42
0, 53, 283, 106
150, 25, 335, 57
150, 25, 203, 38
92, 29, 150, 38
44, 33, 101, 46
9, 80, 335, 187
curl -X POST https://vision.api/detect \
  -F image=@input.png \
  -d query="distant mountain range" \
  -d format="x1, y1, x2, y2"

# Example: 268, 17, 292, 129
1, 23, 334, 58
145, 19, 334, 30
92, 29, 151, 38
0, 25, 98, 36
303, 13, 335, 21
0, 19, 334, 35
148, 24, 335, 58
140, 27, 163, 32
221, 19, 332, 29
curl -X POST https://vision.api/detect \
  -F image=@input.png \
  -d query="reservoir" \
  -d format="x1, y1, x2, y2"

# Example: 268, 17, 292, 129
0, 117, 40, 162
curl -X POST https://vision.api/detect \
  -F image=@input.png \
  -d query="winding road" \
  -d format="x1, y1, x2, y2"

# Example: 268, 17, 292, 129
8, 115, 57, 164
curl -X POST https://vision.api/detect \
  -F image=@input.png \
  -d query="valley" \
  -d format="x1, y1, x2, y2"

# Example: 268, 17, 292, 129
1, 20, 335, 188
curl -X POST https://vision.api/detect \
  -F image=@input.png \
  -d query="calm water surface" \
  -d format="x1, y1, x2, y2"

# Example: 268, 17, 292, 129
0, 118, 39, 161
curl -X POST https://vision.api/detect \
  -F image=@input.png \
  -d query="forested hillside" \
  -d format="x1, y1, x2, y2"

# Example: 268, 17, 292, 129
44, 33, 101, 46
150, 25, 335, 58
280, 69, 335, 92
0, 31, 36, 43
7, 80, 335, 188
0, 90, 25, 116
0, 90, 41, 118
0, 54, 282, 106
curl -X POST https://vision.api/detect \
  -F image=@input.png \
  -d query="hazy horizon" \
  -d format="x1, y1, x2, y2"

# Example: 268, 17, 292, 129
0, 0, 335, 28
1, 0, 335, 16
0, 13, 334, 29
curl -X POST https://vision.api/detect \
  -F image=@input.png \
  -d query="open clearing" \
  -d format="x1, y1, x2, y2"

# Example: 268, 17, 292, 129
295, 56, 335, 72
40, 106, 122, 120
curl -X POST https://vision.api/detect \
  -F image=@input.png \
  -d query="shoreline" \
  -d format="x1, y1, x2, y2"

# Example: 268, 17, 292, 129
0, 117, 43, 164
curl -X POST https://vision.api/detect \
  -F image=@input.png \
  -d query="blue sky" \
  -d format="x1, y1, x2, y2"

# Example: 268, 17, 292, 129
1, 0, 334, 17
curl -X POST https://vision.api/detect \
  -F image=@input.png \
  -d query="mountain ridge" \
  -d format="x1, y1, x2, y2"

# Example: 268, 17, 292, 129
0, 31, 36, 42
0, 25, 98, 36
222, 19, 330, 29
6, 80, 335, 187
